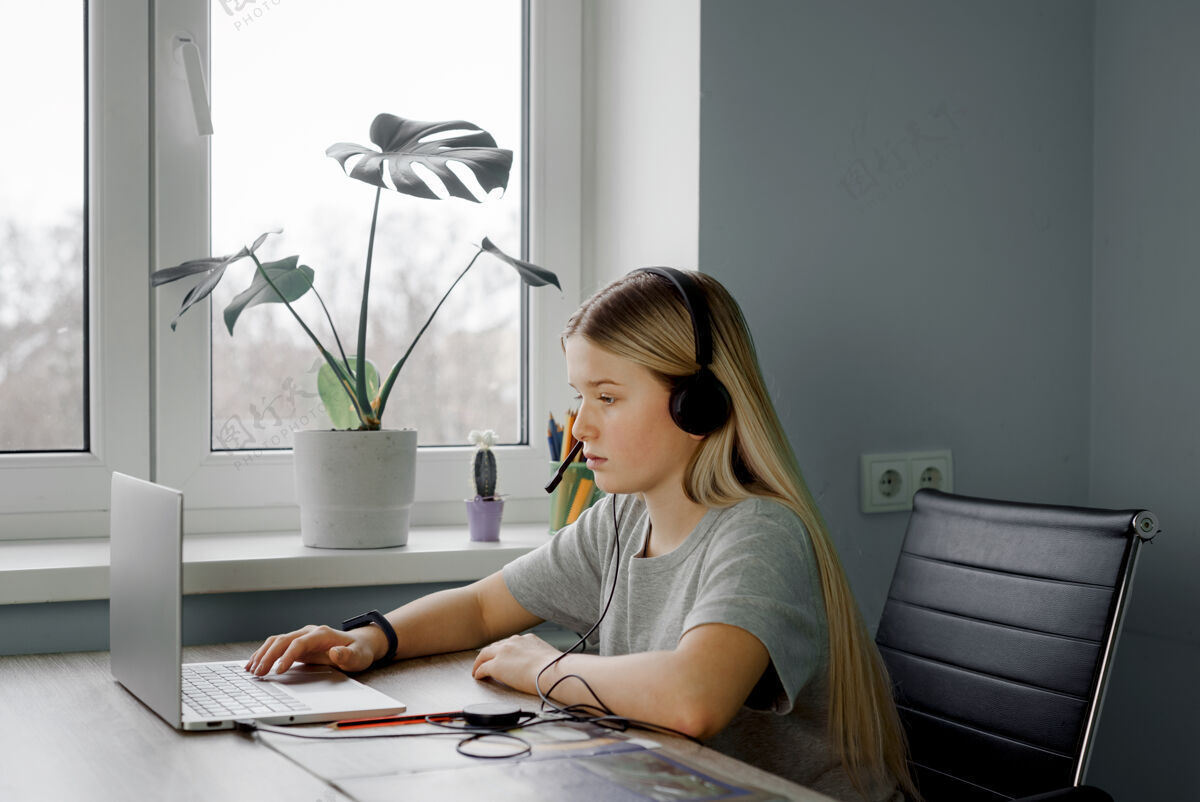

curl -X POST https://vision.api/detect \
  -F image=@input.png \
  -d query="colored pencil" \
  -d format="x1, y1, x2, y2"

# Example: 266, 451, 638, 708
567, 477, 594, 523
330, 710, 462, 730
547, 413, 559, 459
559, 409, 575, 463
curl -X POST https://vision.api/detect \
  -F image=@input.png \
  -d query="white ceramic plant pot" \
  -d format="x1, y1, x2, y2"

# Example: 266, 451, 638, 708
293, 428, 417, 549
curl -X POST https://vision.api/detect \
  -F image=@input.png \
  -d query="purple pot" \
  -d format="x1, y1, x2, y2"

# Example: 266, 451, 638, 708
465, 497, 504, 542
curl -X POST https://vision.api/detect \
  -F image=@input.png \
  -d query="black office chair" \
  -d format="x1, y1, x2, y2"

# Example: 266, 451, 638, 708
876, 489, 1158, 802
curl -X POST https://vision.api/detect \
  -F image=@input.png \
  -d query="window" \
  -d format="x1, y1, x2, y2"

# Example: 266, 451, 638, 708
0, 2, 88, 453
208, 1, 526, 451
0, 2, 152, 540
0, 1, 579, 538
154, 0, 582, 528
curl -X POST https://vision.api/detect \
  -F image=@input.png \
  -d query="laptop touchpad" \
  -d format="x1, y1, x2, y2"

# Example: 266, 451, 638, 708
258, 665, 357, 695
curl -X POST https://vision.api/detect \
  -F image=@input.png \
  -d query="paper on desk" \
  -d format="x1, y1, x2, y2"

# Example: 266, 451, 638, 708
257, 720, 786, 801
255, 720, 647, 782
337, 749, 788, 802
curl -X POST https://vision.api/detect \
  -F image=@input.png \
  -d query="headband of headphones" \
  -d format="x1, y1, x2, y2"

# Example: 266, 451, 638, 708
631, 267, 732, 436
634, 267, 714, 368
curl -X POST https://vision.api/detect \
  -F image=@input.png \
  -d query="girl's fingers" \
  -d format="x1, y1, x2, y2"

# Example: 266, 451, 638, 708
245, 625, 321, 675
471, 642, 498, 677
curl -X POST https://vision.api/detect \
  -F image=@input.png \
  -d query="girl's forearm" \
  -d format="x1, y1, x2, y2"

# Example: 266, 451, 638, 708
532, 623, 770, 740
539, 650, 723, 739
384, 585, 492, 660
384, 572, 542, 662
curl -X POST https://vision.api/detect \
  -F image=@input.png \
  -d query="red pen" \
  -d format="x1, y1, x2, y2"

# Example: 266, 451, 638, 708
330, 711, 462, 730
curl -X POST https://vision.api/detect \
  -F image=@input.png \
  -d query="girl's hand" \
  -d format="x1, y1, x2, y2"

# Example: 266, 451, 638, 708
244, 624, 385, 676
471, 633, 561, 695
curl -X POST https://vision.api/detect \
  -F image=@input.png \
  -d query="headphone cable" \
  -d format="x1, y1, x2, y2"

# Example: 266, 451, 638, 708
532, 495, 699, 744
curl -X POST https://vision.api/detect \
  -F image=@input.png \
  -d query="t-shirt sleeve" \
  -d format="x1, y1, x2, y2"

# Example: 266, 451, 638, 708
683, 501, 828, 714
502, 493, 617, 636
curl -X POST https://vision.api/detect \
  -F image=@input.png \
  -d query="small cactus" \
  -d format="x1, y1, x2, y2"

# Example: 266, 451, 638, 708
469, 429, 498, 499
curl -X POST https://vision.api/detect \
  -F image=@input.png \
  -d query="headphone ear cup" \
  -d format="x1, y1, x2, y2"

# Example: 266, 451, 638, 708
670, 368, 732, 436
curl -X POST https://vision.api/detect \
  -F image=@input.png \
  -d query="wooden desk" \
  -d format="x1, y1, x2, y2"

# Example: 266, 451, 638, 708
0, 642, 832, 802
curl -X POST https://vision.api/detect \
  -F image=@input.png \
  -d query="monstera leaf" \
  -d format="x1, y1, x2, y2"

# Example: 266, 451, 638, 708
318, 357, 379, 430
326, 115, 512, 202
152, 229, 278, 330
222, 255, 315, 335
481, 237, 561, 290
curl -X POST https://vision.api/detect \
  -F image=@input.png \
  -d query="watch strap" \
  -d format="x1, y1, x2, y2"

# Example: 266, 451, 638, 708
341, 609, 398, 670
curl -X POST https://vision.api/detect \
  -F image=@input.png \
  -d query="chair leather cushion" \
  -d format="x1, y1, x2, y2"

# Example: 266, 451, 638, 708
882, 647, 1086, 755
898, 491, 1132, 587
878, 599, 1102, 697
898, 706, 1075, 798
883, 553, 1114, 641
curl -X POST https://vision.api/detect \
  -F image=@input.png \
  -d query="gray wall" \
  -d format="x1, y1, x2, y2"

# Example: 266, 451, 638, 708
699, 0, 1094, 622
1086, 2, 1200, 799
701, 1, 1198, 798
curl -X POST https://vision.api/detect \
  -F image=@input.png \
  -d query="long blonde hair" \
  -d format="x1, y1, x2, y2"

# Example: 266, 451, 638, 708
564, 270, 915, 798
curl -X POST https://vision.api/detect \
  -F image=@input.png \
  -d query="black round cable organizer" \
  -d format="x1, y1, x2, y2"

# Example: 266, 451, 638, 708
463, 702, 532, 729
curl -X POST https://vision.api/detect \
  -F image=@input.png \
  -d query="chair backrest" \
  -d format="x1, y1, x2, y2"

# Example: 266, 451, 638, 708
876, 489, 1157, 801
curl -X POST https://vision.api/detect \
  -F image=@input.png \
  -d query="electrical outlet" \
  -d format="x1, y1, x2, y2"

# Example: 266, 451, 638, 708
861, 450, 954, 513
910, 451, 953, 494
861, 454, 911, 513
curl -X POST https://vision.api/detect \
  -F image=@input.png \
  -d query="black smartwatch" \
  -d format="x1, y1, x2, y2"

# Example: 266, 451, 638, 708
341, 610, 398, 670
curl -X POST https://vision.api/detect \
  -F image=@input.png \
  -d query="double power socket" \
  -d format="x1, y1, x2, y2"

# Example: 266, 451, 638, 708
860, 450, 953, 513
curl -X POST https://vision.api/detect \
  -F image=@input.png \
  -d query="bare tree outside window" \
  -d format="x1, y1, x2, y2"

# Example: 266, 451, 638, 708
0, 3, 87, 452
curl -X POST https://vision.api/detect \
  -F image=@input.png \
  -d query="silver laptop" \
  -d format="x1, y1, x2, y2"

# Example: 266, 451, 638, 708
109, 472, 406, 730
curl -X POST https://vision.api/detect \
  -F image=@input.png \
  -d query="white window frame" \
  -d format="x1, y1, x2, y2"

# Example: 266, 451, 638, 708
0, 1, 152, 541
152, 0, 583, 532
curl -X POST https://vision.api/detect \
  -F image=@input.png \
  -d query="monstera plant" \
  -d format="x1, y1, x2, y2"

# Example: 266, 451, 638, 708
152, 114, 561, 549
153, 113, 561, 430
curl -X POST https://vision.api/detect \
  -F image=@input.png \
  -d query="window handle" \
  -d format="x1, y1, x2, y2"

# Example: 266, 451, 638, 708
173, 34, 213, 136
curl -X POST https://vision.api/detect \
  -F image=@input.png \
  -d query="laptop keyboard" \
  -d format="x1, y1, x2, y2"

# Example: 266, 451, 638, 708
183, 663, 312, 719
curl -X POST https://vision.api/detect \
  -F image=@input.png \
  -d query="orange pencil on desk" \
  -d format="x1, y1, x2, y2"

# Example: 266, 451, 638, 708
567, 477, 594, 524
330, 710, 461, 730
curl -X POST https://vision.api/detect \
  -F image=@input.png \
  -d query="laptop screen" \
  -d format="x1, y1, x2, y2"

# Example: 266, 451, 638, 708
109, 472, 185, 728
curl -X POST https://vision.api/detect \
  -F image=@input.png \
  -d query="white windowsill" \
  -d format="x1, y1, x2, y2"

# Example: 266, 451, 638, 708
0, 524, 552, 605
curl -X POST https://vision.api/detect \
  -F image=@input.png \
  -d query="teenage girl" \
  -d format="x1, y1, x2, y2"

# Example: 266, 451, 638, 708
246, 269, 914, 801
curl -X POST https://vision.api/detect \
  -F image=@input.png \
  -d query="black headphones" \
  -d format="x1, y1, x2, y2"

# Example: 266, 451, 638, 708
632, 267, 732, 436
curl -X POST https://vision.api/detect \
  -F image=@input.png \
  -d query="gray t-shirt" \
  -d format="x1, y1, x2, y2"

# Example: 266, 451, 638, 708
503, 493, 901, 802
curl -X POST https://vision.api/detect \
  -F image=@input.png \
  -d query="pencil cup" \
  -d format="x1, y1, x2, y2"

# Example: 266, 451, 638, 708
549, 461, 603, 532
